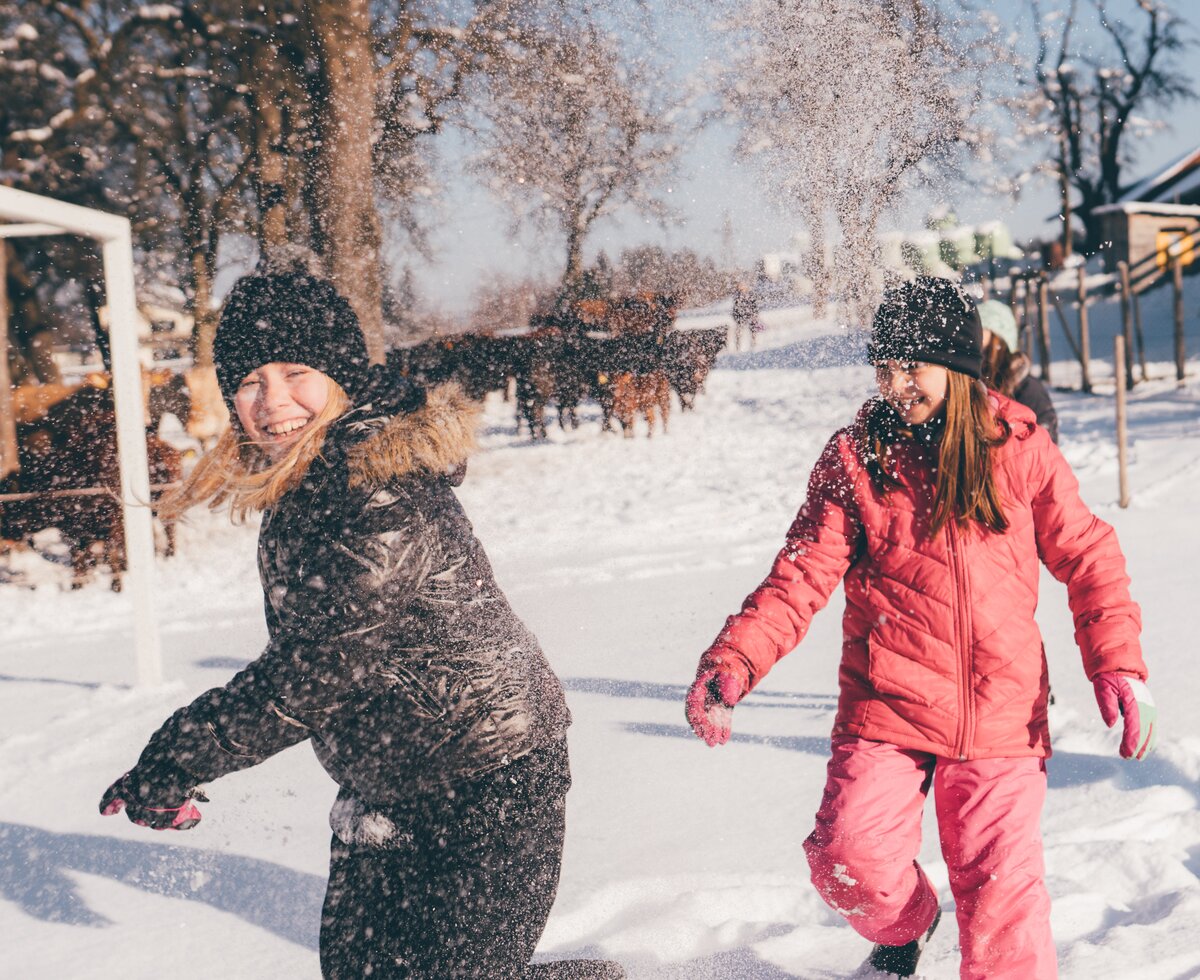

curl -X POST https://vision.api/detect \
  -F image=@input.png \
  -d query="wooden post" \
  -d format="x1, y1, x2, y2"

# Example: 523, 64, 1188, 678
1117, 261, 1135, 390
1077, 265, 1092, 393
1114, 334, 1130, 508
1050, 294, 1083, 362
1174, 254, 1187, 385
0, 241, 18, 481
1022, 276, 1036, 358
980, 275, 991, 301
1132, 291, 1149, 382
1036, 274, 1052, 384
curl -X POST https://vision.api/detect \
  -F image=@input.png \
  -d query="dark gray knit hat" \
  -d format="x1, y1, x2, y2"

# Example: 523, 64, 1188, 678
213, 272, 370, 406
868, 276, 983, 379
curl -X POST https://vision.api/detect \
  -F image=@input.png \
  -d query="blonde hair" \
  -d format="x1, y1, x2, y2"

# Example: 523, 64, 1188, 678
158, 376, 352, 524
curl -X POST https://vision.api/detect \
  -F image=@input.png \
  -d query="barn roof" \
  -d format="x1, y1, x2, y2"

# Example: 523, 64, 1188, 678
1117, 145, 1200, 205
1092, 200, 1200, 217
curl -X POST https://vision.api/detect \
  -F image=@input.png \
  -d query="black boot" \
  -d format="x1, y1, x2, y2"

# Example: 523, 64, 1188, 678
867, 907, 941, 977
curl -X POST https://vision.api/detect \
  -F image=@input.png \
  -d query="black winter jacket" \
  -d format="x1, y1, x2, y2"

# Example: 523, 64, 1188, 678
136, 385, 570, 837
1009, 352, 1059, 443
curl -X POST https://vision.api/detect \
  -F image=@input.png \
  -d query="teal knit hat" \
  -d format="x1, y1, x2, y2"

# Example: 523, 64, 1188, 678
977, 300, 1019, 353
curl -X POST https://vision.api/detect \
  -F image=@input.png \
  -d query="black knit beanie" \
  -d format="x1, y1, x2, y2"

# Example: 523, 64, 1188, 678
213, 271, 371, 407
867, 276, 983, 379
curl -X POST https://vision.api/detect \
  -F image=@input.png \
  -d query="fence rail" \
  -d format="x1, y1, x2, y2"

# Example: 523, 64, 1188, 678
0, 482, 180, 505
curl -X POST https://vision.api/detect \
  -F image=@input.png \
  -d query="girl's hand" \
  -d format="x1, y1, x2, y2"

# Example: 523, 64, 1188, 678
685, 668, 746, 747
99, 769, 207, 830
1093, 673, 1157, 761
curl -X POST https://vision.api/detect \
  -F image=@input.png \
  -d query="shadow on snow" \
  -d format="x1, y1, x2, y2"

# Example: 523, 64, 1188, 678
621, 721, 829, 756
564, 676, 836, 714
0, 822, 323, 949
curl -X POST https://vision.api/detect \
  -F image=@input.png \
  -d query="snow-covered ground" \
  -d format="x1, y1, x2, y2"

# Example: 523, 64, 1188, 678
3, 295, 1199, 979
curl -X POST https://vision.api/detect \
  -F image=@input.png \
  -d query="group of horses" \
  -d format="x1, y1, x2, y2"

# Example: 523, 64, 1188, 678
392, 323, 729, 440
1, 298, 734, 587
1, 372, 187, 589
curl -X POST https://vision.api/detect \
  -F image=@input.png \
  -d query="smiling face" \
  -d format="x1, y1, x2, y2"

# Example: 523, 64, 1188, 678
233, 362, 332, 458
875, 359, 950, 426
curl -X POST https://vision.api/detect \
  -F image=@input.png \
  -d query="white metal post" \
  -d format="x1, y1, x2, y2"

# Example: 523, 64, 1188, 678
1, 186, 163, 686
103, 231, 162, 686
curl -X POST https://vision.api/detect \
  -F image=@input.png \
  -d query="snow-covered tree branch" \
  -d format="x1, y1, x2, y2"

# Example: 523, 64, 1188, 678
468, 19, 679, 290
718, 0, 995, 321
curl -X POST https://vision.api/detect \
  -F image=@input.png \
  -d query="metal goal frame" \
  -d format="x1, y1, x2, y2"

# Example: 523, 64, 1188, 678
1, 186, 162, 686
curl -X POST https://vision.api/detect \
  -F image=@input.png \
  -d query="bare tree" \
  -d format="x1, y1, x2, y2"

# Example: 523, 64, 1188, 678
608, 245, 731, 307
467, 272, 547, 333
470, 22, 679, 291
1016, 0, 1194, 254
721, 0, 993, 321
6, 0, 574, 362
5, 2, 258, 364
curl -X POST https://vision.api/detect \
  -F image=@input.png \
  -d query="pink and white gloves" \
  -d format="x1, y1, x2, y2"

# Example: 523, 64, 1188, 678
685, 653, 750, 747
1093, 672, 1157, 761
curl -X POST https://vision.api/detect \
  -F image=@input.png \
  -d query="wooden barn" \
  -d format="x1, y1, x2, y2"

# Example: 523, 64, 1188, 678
1095, 145, 1200, 289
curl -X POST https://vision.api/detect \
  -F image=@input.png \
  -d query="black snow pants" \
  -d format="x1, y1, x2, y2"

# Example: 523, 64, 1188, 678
319, 740, 571, 979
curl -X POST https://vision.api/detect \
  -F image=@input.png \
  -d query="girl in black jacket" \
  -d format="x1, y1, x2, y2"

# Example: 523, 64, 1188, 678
99, 271, 622, 980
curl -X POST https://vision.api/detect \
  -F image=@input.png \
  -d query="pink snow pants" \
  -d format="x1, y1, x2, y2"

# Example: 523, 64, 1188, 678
803, 736, 1057, 980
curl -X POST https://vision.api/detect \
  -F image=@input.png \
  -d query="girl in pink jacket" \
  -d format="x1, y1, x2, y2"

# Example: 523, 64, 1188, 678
685, 276, 1155, 979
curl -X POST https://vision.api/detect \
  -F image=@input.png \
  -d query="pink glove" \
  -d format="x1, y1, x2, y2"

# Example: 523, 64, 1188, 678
685, 668, 747, 746
1093, 672, 1157, 760
99, 770, 207, 831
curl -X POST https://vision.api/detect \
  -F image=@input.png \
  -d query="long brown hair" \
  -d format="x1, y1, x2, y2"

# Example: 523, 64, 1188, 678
981, 334, 1021, 396
866, 372, 1009, 537
158, 376, 351, 524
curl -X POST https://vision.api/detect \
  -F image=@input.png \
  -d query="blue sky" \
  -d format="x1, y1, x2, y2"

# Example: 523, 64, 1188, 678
409, 2, 1200, 313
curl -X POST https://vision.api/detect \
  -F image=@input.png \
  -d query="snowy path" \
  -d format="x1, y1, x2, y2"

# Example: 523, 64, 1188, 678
3, 307, 1199, 978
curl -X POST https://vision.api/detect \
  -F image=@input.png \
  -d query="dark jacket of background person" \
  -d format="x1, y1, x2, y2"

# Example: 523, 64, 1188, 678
1009, 352, 1059, 444
982, 337, 1059, 444
134, 384, 571, 844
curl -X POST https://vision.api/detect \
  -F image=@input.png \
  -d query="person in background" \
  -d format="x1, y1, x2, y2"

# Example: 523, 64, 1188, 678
731, 283, 762, 351
685, 277, 1152, 978
978, 299, 1059, 443
98, 269, 624, 980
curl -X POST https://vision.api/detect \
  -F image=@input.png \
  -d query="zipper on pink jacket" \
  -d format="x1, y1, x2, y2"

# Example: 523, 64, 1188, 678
948, 521, 975, 760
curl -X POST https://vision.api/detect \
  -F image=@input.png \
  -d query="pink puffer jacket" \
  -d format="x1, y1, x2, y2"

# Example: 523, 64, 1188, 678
704, 395, 1145, 760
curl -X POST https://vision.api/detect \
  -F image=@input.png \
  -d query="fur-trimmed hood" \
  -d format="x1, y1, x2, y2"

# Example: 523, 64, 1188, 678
1009, 350, 1033, 387
343, 383, 481, 489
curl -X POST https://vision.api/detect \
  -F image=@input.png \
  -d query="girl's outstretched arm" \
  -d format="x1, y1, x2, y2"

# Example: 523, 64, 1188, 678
120, 485, 437, 792
700, 433, 864, 696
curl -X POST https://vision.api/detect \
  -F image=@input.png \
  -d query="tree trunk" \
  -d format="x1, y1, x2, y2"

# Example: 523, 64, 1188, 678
1073, 182, 1106, 253
803, 209, 829, 319
308, 0, 386, 363
563, 215, 586, 290
191, 245, 218, 369
181, 166, 221, 369
1058, 142, 1073, 260
252, 28, 291, 252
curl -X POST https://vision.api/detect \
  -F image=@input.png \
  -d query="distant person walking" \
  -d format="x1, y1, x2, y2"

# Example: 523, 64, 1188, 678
684, 277, 1153, 978
99, 270, 623, 980
978, 299, 1059, 443
731, 283, 763, 351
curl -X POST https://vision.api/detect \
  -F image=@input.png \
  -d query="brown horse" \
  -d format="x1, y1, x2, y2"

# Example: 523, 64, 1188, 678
611, 370, 670, 438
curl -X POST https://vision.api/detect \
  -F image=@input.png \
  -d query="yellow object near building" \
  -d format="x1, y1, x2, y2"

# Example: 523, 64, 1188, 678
1156, 229, 1197, 268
